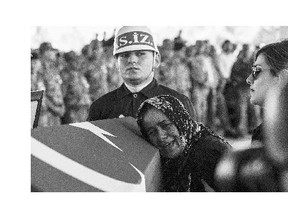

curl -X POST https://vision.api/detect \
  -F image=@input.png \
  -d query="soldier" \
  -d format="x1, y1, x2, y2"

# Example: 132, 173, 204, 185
189, 40, 210, 125
87, 26, 196, 121
204, 43, 222, 131
81, 40, 109, 102
61, 51, 91, 124
31, 50, 42, 91
156, 39, 177, 90
170, 44, 192, 99
157, 35, 192, 99
217, 40, 241, 137
37, 42, 65, 127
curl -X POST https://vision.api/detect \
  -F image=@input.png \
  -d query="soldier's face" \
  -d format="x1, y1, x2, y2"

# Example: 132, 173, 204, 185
117, 50, 159, 86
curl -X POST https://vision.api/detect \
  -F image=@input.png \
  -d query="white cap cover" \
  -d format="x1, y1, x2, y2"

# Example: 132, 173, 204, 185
113, 26, 159, 56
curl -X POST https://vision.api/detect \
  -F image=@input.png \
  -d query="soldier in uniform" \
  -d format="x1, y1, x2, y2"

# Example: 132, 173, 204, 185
37, 42, 65, 127
61, 51, 91, 124
170, 44, 192, 99
81, 41, 109, 102
31, 50, 42, 91
189, 40, 211, 125
156, 39, 177, 91
87, 26, 196, 121
204, 43, 222, 131
217, 40, 241, 137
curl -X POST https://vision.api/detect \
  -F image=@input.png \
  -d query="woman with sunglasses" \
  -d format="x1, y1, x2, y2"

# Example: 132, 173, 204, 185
246, 40, 288, 146
214, 40, 288, 192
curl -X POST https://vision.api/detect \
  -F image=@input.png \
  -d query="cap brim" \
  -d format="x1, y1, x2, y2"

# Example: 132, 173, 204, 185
114, 44, 158, 56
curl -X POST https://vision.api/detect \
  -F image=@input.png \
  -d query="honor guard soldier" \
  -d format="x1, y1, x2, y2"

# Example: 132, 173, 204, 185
87, 26, 196, 121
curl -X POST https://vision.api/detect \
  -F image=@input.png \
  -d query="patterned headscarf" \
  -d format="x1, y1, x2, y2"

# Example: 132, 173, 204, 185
136, 95, 201, 155
136, 95, 229, 191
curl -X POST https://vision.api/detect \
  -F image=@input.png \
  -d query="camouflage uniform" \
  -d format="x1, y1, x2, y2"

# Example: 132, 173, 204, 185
38, 54, 65, 127
189, 53, 210, 124
81, 44, 109, 102
156, 41, 177, 90
157, 57, 177, 91
61, 70, 91, 124
169, 51, 192, 99
31, 56, 47, 127
204, 54, 220, 130
60, 51, 91, 124
104, 47, 122, 91
207, 46, 237, 136
31, 55, 42, 91
217, 41, 242, 137
157, 50, 191, 99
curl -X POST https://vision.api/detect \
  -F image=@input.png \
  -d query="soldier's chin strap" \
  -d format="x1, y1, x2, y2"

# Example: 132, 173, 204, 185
152, 51, 159, 72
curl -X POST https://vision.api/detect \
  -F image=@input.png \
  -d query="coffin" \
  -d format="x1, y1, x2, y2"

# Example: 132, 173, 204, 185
31, 117, 161, 192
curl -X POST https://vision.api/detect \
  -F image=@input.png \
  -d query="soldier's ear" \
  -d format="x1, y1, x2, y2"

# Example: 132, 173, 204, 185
153, 53, 161, 69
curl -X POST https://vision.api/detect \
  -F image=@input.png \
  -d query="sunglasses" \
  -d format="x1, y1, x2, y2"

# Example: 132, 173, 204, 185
251, 65, 269, 79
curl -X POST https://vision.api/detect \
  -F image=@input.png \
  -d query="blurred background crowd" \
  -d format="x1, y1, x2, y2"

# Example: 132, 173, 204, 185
30, 27, 287, 138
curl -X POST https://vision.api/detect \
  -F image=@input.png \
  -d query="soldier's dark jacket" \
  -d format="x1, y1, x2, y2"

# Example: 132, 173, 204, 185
87, 79, 196, 121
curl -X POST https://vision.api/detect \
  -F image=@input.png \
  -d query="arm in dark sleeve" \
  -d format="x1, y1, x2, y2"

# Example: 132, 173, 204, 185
87, 100, 101, 121
193, 135, 231, 191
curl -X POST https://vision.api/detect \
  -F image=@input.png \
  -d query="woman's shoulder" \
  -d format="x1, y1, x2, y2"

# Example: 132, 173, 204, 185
195, 126, 232, 153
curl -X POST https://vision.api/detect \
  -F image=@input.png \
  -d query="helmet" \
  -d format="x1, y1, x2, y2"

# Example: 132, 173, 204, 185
113, 26, 159, 56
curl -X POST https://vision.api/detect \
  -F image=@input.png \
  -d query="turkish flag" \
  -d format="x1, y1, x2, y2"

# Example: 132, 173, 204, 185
31, 117, 161, 192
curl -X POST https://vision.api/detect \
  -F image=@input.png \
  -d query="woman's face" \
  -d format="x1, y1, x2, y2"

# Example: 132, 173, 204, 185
246, 54, 279, 107
142, 107, 185, 158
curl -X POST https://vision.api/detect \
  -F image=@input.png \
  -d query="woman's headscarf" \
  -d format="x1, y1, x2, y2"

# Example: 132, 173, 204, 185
136, 95, 229, 191
136, 95, 201, 156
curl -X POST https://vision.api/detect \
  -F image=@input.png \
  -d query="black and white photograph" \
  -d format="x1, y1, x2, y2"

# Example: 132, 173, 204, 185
4, 0, 288, 215
30, 25, 288, 191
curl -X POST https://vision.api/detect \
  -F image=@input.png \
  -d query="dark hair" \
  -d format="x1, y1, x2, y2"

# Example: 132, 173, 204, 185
221, 40, 231, 50
81, 45, 90, 56
255, 40, 288, 76
64, 51, 77, 63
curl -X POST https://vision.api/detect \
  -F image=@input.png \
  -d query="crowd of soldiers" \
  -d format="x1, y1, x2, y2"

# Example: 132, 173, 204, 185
31, 30, 263, 138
